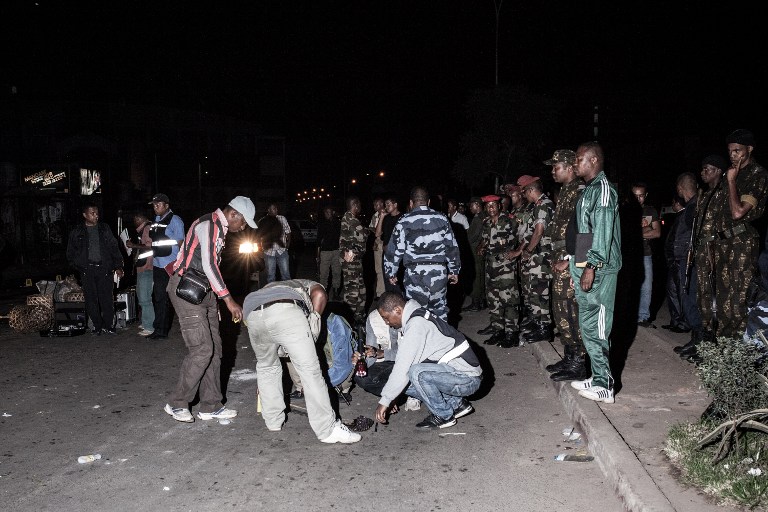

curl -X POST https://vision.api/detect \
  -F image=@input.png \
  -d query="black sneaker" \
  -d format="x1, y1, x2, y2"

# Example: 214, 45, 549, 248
90, 329, 102, 336
289, 389, 304, 400
453, 399, 474, 419
415, 413, 457, 429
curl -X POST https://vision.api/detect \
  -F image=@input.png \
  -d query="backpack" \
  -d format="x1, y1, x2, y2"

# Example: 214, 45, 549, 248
323, 313, 356, 387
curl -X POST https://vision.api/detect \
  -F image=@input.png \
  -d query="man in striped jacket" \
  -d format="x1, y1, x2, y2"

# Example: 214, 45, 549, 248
163, 196, 257, 423
568, 142, 622, 404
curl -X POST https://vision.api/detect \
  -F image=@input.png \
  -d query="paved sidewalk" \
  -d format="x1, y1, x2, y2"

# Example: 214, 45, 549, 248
460, 301, 739, 512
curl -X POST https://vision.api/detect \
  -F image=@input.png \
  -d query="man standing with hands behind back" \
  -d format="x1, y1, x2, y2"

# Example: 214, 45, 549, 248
569, 142, 621, 404
148, 193, 185, 340
66, 203, 125, 335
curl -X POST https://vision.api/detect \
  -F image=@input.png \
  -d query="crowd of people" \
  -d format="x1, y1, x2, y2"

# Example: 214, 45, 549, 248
65, 128, 767, 441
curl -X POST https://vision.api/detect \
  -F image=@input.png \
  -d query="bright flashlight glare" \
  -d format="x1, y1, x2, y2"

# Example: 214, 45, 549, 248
239, 242, 258, 254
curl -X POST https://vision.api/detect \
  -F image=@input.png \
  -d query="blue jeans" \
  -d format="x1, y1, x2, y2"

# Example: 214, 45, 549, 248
638, 255, 653, 321
406, 363, 482, 420
136, 270, 155, 331
265, 251, 291, 283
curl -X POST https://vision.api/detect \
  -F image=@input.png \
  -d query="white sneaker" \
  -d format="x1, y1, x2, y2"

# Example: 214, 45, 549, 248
138, 329, 154, 337
164, 403, 194, 423
579, 386, 615, 404
197, 407, 238, 421
321, 421, 361, 444
570, 377, 593, 390
404, 397, 421, 411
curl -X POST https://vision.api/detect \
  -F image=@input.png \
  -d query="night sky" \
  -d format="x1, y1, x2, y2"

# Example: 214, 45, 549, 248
3, 1, 767, 202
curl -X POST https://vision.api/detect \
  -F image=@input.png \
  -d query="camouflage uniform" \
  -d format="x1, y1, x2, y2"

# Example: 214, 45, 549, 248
340, 210, 367, 324
693, 183, 725, 333
547, 178, 585, 353
511, 203, 533, 317
519, 194, 555, 325
481, 212, 519, 332
384, 205, 461, 320
712, 160, 768, 338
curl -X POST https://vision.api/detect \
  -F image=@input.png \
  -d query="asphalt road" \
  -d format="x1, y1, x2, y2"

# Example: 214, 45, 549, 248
1, 247, 624, 512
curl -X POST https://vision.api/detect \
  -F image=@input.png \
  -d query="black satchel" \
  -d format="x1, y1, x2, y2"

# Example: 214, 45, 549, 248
175, 267, 211, 305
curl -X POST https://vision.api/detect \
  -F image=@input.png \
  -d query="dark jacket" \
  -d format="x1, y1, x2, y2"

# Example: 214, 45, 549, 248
66, 223, 124, 272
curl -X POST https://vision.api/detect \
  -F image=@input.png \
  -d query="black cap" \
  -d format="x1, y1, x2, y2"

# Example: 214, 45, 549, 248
149, 193, 170, 204
701, 154, 728, 172
726, 129, 756, 147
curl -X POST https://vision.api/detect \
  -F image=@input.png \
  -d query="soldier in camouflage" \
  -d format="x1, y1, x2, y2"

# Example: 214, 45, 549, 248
510, 175, 555, 343
476, 194, 521, 347
384, 186, 461, 321
675, 155, 727, 362
541, 150, 587, 380
340, 196, 367, 326
713, 130, 768, 340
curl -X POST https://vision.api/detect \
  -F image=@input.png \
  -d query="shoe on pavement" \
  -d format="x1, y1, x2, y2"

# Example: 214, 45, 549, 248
321, 421, 362, 443
673, 339, 696, 354
496, 330, 521, 348
546, 357, 569, 373
90, 329, 103, 336
453, 399, 474, 419
404, 397, 421, 411
477, 324, 496, 336
484, 330, 505, 345
197, 407, 238, 421
570, 377, 593, 390
164, 403, 194, 423
578, 386, 615, 403
551, 357, 588, 382
139, 329, 154, 337
148, 332, 167, 339
416, 413, 457, 429
522, 324, 553, 343
289, 389, 304, 400
637, 320, 653, 328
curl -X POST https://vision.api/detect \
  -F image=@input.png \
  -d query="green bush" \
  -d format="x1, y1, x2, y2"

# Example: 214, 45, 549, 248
696, 337, 768, 418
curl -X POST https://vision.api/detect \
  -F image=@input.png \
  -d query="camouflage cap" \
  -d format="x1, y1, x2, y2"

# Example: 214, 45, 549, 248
543, 149, 576, 166
503, 184, 521, 194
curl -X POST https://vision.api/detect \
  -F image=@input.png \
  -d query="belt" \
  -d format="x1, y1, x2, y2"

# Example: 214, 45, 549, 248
717, 224, 747, 240
258, 299, 300, 310
408, 261, 447, 267
551, 240, 566, 250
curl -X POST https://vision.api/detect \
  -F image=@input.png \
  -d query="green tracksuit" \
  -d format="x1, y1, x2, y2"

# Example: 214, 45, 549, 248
569, 171, 622, 389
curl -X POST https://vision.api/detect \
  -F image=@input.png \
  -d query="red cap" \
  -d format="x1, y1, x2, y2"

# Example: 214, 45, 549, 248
516, 175, 540, 188
481, 194, 501, 203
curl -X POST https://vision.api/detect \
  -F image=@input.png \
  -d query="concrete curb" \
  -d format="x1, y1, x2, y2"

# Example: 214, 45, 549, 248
531, 341, 677, 512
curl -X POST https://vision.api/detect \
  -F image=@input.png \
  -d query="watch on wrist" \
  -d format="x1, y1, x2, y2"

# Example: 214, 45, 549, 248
585, 262, 598, 270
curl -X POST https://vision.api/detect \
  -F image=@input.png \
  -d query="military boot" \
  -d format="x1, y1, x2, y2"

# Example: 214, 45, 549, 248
522, 321, 553, 343
679, 330, 702, 358
519, 306, 535, 332
484, 329, 506, 345
497, 329, 521, 348
551, 354, 588, 381
546, 344, 574, 373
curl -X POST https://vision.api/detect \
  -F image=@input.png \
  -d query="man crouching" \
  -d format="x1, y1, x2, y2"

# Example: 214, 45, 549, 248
374, 292, 483, 429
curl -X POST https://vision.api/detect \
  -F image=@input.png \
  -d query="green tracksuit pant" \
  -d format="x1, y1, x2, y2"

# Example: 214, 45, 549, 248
573, 270, 616, 389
